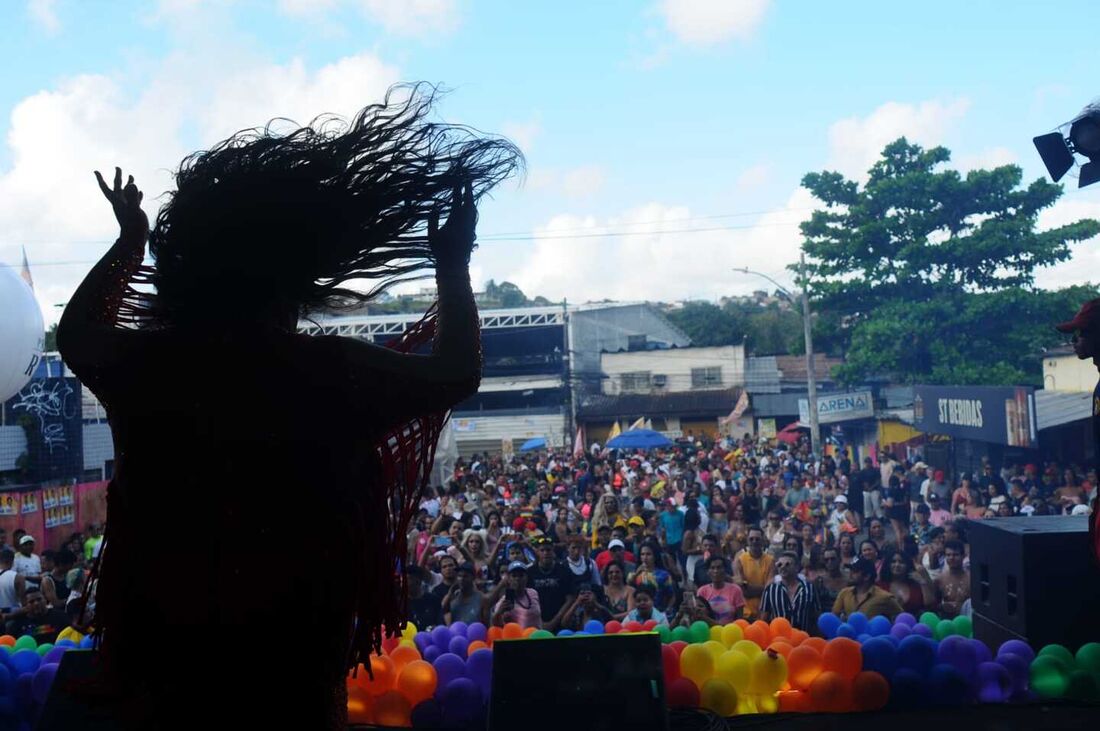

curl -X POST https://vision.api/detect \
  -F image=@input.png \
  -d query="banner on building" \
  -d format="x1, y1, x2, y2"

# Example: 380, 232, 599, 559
913, 385, 1036, 448
452, 419, 477, 432
3, 377, 84, 483
798, 391, 874, 425
758, 418, 777, 439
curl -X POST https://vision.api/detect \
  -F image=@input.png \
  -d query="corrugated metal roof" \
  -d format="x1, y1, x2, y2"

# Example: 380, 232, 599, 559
576, 388, 741, 419
745, 356, 781, 394
1034, 389, 1092, 431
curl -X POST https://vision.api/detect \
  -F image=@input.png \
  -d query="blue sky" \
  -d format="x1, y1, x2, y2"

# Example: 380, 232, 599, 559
3, 0, 1100, 324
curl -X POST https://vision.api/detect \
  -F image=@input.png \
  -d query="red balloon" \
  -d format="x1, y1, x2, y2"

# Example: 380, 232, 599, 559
667, 677, 701, 708
851, 671, 890, 711
642, 619, 659, 631
661, 644, 682, 684
624, 621, 644, 633
808, 671, 852, 713
669, 641, 689, 657
822, 638, 862, 681
605, 620, 623, 635
381, 636, 401, 655
777, 689, 812, 713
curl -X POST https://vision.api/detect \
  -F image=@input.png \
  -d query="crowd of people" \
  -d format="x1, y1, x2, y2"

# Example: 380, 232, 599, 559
406, 432, 1097, 637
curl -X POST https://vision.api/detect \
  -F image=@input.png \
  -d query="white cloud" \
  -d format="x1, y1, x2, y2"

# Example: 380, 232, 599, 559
504, 188, 812, 303
1033, 194, 1100, 290
735, 163, 769, 190
501, 117, 541, 154
955, 147, 1017, 172
276, 0, 460, 36
27, 0, 60, 33
657, 0, 770, 47
561, 166, 606, 200
827, 98, 971, 180
278, 0, 339, 16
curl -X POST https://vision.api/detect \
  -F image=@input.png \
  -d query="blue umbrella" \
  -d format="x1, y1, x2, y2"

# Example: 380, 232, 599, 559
605, 428, 673, 450
519, 437, 547, 452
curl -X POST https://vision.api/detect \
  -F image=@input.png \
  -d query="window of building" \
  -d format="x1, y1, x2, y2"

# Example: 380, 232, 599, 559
620, 371, 651, 393
691, 366, 723, 388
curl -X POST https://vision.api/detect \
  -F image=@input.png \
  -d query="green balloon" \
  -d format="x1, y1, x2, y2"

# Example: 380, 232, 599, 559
1076, 642, 1100, 674
656, 624, 672, 644
952, 615, 973, 638
13, 636, 36, 652
530, 630, 554, 639
1030, 655, 1070, 698
919, 611, 940, 628
934, 619, 955, 641
1038, 644, 1076, 670
35, 643, 54, 657
689, 621, 710, 644
1065, 670, 1100, 702
671, 626, 691, 643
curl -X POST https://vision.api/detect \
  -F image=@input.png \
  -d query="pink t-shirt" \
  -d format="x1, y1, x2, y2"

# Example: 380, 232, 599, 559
493, 588, 542, 629
697, 583, 746, 624
929, 508, 952, 527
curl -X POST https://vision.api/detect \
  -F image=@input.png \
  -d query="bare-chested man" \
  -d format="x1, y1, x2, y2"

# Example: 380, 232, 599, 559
935, 539, 969, 618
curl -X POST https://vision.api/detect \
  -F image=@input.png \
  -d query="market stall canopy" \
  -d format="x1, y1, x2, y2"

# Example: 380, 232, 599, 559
519, 437, 548, 452
606, 429, 673, 450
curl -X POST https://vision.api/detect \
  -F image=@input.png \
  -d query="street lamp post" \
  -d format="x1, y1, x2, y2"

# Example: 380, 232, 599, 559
733, 254, 822, 458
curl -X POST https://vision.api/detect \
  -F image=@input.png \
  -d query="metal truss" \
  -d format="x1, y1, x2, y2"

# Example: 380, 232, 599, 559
297, 306, 566, 338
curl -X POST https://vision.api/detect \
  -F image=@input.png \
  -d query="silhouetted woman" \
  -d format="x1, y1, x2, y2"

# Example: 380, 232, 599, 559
56, 84, 520, 729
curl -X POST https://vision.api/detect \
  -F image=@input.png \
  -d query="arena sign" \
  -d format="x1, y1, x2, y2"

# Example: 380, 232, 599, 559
914, 384, 1036, 448
798, 390, 874, 425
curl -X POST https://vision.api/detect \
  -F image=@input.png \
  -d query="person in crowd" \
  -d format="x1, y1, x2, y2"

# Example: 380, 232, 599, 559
832, 558, 904, 621
40, 549, 77, 609
865, 518, 891, 554
696, 556, 745, 625
0, 550, 25, 613
856, 457, 880, 521
671, 590, 716, 628
658, 499, 686, 560
784, 478, 812, 512
564, 535, 601, 586
859, 539, 884, 577
732, 526, 775, 620
626, 516, 647, 556
921, 527, 947, 580
429, 554, 459, 600
878, 550, 932, 614
628, 542, 678, 614
406, 566, 444, 630
723, 503, 750, 557
759, 551, 820, 632
3, 587, 71, 645
811, 546, 848, 611
681, 506, 704, 580
884, 474, 910, 544
601, 560, 635, 622
561, 582, 614, 631
827, 495, 860, 541
13, 536, 42, 590
527, 537, 577, 632
763, 511, 787, 556
908, 462, 929, 519
987, 482, 1008, 516
910, 503, 933, 546
442, 562, 486, 626
0, 530, 10, 555
936, 539, 970, 618
927, 493, 952, 527
837, 532, 858, 565
623, 584, 668, 626
491, 562, 542, 629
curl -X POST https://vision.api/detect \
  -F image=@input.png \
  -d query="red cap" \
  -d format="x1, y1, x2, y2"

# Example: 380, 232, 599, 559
1055, 298, 1100, 333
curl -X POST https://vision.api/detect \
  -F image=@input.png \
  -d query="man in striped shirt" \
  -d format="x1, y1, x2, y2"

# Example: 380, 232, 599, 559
759, 551, 821, 632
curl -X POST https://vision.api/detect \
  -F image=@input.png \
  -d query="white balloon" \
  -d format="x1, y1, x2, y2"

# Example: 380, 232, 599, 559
0, 262, 44, 402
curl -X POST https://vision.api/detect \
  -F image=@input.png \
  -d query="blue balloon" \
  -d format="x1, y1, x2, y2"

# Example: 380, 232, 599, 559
78, 637, 94, 649
890, 623, 912, 641
31, 663, 57, 705
583, 620, 605, 635
42, 647, 68, 667
936, 635, 967, 664
558, 629, 574, 637
836, 623, 858, 640
450, 621, 469, 638
817, 612, 841, 639
889, 669, 927, 709
0, 696, 14, 717
929, 663, 971, 706
448, 636, 470, 658
466, 623, 488, 643
465, 648, 493, 697
54, 640, 76, 649
414, 632, 432, 653
848, 612, 869, 635
911, 623, 933, 638
869, 616, 892, 637
431, 625, 452, 650
574, 631, 589, 636
431, 653, 467, 693
8, 651, 38, 676
976, 661, 1011, 703
423, 645, 443, 663
0, 664, 12, 695
898, 635, 936, 676
439, 677, 482, 727
13, 674, 32, 711
996, 639, 1035, 664
895, 612, 917, 627
969, 639, 992, 665
410, 699, 443, 728
857, 633, 873, 644
861, 637, 899, 678
995, 652, 1030, 694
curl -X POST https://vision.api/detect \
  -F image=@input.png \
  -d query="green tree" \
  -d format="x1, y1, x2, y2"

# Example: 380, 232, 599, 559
665, 301, 746, 346
799, 138, 1100, 385
44, 323, 57, 351
497, 281, 527, 308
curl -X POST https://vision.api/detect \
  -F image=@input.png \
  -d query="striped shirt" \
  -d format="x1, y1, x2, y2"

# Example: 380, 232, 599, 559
759, 577, 820, 631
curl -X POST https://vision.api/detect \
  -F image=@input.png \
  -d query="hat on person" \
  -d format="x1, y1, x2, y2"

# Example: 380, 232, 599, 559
608, 539, 626, 550
913, 462, 928, 471
1055, 298, 1100, 333
18, 536, 33, 546
928, 492, 941, 502
934, 470, 945, 482
627, 516, 645, 526
553, 485, 566, 494
1071, 503, 1092, 516
507, 561, 528, 574
834, 494, 848, 504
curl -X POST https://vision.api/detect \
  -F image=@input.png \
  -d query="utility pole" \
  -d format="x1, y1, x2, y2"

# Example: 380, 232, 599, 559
798, 253, 822, 459
562, 298, 572, 452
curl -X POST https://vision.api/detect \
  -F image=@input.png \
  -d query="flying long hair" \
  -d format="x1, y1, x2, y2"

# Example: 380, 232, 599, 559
116, 82, 523, 328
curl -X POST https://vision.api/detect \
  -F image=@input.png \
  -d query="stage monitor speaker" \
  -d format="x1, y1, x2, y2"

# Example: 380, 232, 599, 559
37, 649, 124, 731
968, 515, 1100, 650
489, 632, 667, 731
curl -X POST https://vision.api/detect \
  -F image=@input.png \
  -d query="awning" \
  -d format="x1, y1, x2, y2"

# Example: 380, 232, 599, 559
1034, 389, 1092, 431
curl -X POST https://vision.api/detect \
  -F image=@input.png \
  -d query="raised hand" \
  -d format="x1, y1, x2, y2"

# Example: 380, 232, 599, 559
428, 182, 476, 269
95, 167, 149, 242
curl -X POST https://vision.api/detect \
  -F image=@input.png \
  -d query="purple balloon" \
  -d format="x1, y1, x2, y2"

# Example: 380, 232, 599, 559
466, 622, 488, 643
423, 645, 443, 663
969, 639, 992, 665
937, 635, 966, 664
465, 648, 493, 697
912, 623, 932, 638
976, 661, 1011, 703
414, 632, 431, 653
890, 623, 912, 640
439, 677, 482, 727
14, 673, 33, 710
449, 621, 469, 638
995, 652, 1030, 693
896, 612, 917, 627
431, 625, 453, 650
448, 636, 470, 658
42, 647, 68, 666
31, 663, 58, 705
997, 640, 1035, 664
432, 652, 467, 692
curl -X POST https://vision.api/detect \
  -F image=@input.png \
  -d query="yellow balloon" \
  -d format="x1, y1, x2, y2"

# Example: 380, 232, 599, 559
703, 641, 727, 663
733, 639, 762, 659
756, 694, 779, 714
709, 625, 725, 643
736, 695, 758, 715
750, 650, 788, 694
57, 627, 84, 644
400, 622, 418, 640
716, 650, 752, 693
398, 638, 416, 649
720, 623, 744, 647
700, 678, 739, 717
680, 644, 715, 689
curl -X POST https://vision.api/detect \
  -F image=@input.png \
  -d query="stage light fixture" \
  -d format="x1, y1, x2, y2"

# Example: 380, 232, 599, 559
1033, 101, 1100, 188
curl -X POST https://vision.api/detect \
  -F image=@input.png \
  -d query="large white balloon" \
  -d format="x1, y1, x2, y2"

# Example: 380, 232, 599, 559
0, 262, 44, 402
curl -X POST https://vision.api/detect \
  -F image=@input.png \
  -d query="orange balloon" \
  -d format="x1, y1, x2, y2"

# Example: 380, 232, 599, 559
767, 640, 793, 659
777, 689, 812, 713
808, 671, 851, 713
734, 619, 750, 631
467, 640, 489, 656
851, 671, 890, 711
487, 626, 503, 645
786, 646, 824, 691
769, 617, 793, 639
789, 629, 810, 646
396, 660, 438, 706
502, 622, 524, 640
743, 622, 770, 648
346, 686, 374, 725
356, 655, 397, 696
388, 644, 421, 673
800, 637, 827, 655
373, 690, 412, 727
523, 626, 537, 637
822, 638, 862, 681
0, 636, 15, 647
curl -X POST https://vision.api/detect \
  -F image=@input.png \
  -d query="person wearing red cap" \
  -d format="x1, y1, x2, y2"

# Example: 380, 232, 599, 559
1055, 298, 1100, 564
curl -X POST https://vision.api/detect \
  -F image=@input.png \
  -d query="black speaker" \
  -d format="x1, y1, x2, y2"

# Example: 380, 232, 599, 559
37, 650, 125, 731
968, 515, 1100, 650
489, 633, 667, 731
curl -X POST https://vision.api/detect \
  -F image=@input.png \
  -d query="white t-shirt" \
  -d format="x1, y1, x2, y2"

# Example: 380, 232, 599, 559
13, 553, 41, 578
